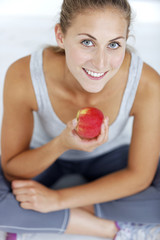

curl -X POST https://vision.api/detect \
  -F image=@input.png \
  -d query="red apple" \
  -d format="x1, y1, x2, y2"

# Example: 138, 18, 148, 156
75, 107, 104, 139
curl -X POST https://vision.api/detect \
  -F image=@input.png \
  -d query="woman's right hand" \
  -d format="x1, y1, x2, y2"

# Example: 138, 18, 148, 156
59, 117, 109, 153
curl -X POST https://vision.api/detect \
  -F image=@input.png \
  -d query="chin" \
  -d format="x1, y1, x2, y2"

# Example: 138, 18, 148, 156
82, 79, 109, 93
83, 85, 104, 93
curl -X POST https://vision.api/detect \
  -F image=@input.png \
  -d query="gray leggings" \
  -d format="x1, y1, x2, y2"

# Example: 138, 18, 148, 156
0, 145, 160, 234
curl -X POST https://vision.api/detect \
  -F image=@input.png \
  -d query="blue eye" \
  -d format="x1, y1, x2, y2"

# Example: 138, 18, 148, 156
81, 40, 94, 47
108, 42, 120, 49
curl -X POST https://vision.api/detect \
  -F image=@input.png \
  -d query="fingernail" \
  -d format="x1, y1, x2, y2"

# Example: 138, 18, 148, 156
72, 118, 77, 127
105, 116, 109, 124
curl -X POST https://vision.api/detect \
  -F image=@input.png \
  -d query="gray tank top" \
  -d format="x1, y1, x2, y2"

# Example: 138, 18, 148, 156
30, 48, 143, 160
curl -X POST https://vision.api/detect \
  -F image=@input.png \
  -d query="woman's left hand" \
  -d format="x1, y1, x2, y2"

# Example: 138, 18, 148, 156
12, 180, 60, 213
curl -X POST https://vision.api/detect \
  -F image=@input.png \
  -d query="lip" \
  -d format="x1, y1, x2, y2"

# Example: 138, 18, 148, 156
82, 68, 108, 80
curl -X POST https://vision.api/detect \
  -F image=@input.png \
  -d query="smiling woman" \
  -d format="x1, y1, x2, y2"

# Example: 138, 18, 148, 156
54, 6, 128, 93
0, 0, 160, 240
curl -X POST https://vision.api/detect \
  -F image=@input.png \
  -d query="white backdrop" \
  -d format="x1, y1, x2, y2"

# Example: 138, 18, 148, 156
0, 0, 160, 146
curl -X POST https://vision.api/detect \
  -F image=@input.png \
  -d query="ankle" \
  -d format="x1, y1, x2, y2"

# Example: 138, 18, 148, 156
102, 220, 119, 239
110, 222, 119, 238
112, 222, 120, 239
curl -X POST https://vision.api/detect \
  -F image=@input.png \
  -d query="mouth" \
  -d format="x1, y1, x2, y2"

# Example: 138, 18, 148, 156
83, 68, 108, 80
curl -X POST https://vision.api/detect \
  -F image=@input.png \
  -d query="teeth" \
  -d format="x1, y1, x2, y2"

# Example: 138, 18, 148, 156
85, 69, 105, 78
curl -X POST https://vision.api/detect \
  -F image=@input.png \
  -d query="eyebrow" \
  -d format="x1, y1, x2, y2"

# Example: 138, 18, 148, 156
78, 33, 125, 41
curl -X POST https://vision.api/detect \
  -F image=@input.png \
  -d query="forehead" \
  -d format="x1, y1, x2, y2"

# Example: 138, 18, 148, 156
66, 7, 128, 38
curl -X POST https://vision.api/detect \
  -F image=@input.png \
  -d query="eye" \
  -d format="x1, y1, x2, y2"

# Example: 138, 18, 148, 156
81, 40, 94, 47
108, 42, 121, 49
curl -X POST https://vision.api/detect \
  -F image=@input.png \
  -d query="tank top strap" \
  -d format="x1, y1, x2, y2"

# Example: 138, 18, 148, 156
30, 48, 50, 113
120, 52, 143, 117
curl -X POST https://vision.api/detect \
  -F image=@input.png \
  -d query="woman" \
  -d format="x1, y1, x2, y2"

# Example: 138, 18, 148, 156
1, 0, 160, 239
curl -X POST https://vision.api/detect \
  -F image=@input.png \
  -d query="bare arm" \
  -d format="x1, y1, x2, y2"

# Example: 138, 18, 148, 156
1, 58, 67, 181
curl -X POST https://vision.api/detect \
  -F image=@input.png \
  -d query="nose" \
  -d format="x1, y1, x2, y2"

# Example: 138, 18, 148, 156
91, 48, 107, 71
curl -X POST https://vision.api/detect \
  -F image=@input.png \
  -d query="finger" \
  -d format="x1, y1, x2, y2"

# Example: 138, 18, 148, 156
20, 202, 35, 210
104, 117, 109, 141
72, 118, 78, 128
20, 202, 44, 213
13, 185, 37, 196
16, 194, 31, 203
12, 180, 36, 189
13, 188, 28, 195
105, 116, 109, 125
97, 122, 106, 142
67, 118, 77, 130
97, 117, 109, 143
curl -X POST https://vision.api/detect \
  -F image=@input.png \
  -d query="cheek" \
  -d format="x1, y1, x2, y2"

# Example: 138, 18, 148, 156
66, 50, 77, 65
111, 52, 125, 69
66, 46, 89, 68
67, 47, 80, 62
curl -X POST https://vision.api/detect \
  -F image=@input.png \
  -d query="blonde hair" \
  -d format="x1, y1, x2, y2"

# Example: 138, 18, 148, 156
55, 0, 132, 54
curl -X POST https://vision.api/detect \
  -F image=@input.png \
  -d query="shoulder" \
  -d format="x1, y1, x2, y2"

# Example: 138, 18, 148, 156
140, 62, 160, 101
5, 55, 30, 81
141, 62, 160, 87
4, 54, 38, 111
131, 62, 160, 116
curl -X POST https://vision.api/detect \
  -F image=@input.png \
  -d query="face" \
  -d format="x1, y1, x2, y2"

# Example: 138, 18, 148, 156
56, 7, 128, 93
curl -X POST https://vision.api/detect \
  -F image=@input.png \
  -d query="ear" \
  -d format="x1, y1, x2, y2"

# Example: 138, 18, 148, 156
55, 24, 65, 49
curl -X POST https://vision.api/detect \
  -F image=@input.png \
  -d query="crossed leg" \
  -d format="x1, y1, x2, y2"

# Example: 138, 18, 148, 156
66, 205, 118, 239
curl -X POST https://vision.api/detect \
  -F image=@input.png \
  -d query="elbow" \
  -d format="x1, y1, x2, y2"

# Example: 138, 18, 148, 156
2, 167, 27, 182
2, 158, 34, 181
140, 177, 153, 190
138, 180, 150, 192
1, 164, 14, 182
135, 175, 153, 192
2, 164, 30, 182
3, 172, 14, 182
126, 168, 153, 193
1, 158, 18, 182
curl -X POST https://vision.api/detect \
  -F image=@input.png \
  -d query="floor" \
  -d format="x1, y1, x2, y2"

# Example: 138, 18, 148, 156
0, 1, 160, 239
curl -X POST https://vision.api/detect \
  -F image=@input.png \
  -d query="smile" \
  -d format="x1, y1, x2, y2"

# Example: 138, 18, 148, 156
83, 68, 108, 80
